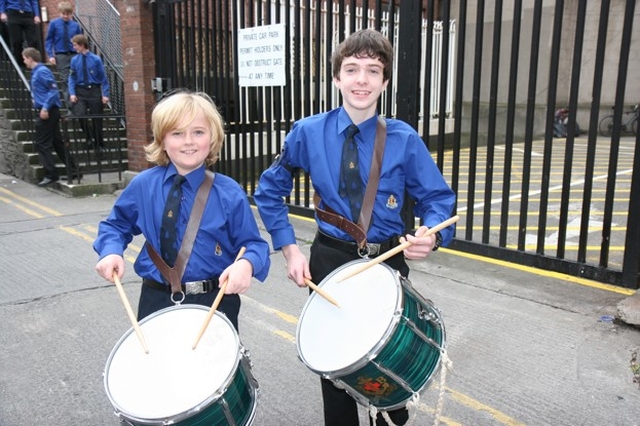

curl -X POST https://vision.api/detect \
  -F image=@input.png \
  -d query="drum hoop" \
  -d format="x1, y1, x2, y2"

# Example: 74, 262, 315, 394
103, 304, 244, 424
297, 259, 404, 377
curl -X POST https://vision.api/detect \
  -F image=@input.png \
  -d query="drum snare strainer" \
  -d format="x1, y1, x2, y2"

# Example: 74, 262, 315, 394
296, 259, 447, 413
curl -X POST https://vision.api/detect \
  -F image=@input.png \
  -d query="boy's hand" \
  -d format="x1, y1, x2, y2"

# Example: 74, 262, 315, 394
220, 258, 253, 295
95, 254, 125, 282
401, 226, 437, 260
282, 244, 311, 288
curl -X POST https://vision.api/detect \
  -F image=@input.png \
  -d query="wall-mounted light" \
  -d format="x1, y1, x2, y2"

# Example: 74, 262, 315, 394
40, 6, 48, 23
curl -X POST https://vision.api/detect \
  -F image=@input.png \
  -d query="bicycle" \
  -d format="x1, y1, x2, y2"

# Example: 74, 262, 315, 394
599, 104, 638, 136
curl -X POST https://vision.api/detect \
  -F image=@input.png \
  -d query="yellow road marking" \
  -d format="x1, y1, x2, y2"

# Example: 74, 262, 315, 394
273, 329, 296, 342
447, 388, 526, 426
0, 187, 62, 216
441, 247, 635, 295
0, 195, 45, 218
417, 403, 462, 425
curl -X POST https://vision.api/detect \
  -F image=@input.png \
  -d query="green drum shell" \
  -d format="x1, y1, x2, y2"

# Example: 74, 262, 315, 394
163, 359, 258, 426
337, 279, 446, 410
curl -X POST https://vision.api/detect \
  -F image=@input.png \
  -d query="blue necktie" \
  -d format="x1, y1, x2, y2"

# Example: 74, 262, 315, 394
160, 175, 186, 267
82, 54, 89, 84
339, 124, 363, 222
63, 21, 69, 52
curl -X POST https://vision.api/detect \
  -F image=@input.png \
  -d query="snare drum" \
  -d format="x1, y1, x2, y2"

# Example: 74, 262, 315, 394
104, 305, 258, 425
297, 259, 445, 411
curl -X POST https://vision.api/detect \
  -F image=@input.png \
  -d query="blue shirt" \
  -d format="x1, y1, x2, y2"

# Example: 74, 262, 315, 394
0, 0, 39, 14
254, 107, 456, 249
68, 51, 110, 97
93, 164, 271, 284
45, 17, 83, 56
30, 63, 61, 110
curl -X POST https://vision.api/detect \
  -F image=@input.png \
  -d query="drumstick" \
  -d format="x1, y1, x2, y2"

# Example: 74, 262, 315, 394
304, 278, 340, 308
336, 215, 460, 283
113, 273, 149, 354
192, 247, 246, 350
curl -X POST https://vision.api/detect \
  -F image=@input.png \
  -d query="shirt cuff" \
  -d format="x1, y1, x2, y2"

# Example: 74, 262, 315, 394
270, 227, 297, 251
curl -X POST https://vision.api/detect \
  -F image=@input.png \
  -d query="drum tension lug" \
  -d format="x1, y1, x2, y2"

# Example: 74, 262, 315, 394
417, 304, 434, 321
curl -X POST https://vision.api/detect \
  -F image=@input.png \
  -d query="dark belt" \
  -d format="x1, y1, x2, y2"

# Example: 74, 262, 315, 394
56, 52, 75, 55
9, 10, 33, 16
76, 84, 99, 90
34, 105, 59, 113
315, 231, 400, 257
143, 278, 219, 295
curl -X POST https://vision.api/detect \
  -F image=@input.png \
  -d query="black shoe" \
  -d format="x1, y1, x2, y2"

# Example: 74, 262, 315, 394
37, 177, 58, 186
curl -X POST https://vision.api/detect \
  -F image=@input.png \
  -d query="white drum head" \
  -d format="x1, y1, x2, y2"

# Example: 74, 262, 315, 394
297, 260, 400, 374
105, 305, 239, 420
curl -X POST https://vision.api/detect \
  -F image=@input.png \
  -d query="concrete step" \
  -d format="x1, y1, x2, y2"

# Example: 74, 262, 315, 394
30, 160, 129, 182
35, 171, 126, 197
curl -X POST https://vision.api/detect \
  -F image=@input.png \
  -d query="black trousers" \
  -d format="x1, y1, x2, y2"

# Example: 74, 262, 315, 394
73, 85, 105, 148
309, 237, 410, 426
34, 107, 77, 179
137, 283, 241, 331
6, 10, 37, 64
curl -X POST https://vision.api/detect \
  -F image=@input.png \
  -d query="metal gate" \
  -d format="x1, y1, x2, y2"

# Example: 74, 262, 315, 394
151, 0, 640, 290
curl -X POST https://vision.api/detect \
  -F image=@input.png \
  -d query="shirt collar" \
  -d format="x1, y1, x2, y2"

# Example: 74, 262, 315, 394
163, 163, 206, 191
337, 107, 379, 143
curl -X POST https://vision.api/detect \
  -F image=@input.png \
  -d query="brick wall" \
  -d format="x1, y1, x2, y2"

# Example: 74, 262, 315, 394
118, 0, 155, 172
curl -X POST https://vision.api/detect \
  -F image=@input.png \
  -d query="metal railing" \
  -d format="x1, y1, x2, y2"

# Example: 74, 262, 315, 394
0, 32, 127, 183
74, 0, 125, 116
0, 34, 36, 135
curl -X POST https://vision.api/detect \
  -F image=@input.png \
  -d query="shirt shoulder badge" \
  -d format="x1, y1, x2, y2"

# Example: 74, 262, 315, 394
386, 194, 398, 209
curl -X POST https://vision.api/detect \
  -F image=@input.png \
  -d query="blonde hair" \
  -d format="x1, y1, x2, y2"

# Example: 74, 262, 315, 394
58, 2, 73, 13
146, 91, 226, 166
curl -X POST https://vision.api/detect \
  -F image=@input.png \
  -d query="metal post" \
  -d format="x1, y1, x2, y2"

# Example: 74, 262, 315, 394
396, 0, 422, 232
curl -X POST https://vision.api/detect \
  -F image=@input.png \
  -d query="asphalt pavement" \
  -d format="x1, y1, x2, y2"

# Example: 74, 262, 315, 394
0, 172, 639, 426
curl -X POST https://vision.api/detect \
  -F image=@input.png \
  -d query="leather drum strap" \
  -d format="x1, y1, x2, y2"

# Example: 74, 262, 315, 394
146, 170, 215, 295
358, 116, 386, 233
314, 116, 387, 247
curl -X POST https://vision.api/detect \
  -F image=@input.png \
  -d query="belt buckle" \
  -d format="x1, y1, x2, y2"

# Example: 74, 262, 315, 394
185, 281, 204, 295
358, 243, 380, 258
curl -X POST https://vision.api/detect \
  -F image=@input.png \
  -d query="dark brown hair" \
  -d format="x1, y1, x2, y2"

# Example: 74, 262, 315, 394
331, 28, 393, 82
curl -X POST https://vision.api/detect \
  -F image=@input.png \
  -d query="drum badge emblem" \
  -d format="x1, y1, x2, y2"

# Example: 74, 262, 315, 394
386, 194, 398, 209
215, 243, 222, 256
357, 376, 396, 397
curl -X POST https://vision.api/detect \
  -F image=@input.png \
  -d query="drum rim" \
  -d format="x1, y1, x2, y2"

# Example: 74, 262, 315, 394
296, 259, 404, 377
103, 304, 243, 424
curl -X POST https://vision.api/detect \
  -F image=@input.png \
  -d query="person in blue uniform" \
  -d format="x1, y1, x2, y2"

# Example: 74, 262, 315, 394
254, 29, 456, 426
0, 0, 40, 65
93, 91, 271, 327
22, 47, 79, 186
45, 1, 83, 106
68, 34, 110, 149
